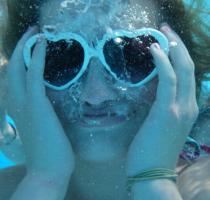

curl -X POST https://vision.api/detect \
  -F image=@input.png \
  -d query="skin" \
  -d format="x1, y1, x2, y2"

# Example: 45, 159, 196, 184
40, 0, 159, 163
3, 0, 199, 199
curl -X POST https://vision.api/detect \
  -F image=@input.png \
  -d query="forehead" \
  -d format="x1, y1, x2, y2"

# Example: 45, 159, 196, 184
39, 0, 160, 42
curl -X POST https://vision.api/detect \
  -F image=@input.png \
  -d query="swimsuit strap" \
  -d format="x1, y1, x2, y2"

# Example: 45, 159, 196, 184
180, 136, 210, 162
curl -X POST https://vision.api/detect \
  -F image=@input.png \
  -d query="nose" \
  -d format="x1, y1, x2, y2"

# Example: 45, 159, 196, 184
80, 58, 118, 106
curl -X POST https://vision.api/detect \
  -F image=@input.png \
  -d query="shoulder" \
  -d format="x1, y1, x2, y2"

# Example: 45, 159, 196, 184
177, 157, 210, 200
0, 164, 26, 199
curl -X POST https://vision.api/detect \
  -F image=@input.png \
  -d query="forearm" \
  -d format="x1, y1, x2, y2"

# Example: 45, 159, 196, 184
10, 171, 71, 200
132, 179, 183, 200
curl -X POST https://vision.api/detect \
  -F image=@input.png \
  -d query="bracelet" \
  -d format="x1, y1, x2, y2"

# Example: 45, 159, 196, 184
126, 168, 178, 192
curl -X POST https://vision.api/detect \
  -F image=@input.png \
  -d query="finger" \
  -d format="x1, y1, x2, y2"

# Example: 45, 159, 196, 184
27, 36, 47, 99
7, 26, 39, 99
150, 43, 176, 108
160, 24, 196, 106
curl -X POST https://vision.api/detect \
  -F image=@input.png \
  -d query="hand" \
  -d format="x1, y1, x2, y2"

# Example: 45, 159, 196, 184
126, 24, 199, 176
6, 26, 75, 177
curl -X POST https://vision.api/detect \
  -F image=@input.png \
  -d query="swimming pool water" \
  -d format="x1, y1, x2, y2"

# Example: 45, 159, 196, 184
0, 0, 209, 169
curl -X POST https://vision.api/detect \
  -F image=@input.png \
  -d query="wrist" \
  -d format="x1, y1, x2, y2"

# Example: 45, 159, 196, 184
126, 168, 178, 193
132, 179, 182, 200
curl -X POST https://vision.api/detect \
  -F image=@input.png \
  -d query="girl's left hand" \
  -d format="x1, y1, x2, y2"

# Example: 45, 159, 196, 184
126, 24, 199, 176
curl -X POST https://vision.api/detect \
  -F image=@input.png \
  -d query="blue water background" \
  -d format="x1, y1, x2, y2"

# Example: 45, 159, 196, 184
0, 0, 210, 169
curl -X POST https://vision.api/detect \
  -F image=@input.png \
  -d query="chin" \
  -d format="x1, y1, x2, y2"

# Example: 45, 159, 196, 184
63, 115, 143, 163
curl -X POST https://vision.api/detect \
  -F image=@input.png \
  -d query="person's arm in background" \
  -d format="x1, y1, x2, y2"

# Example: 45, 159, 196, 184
177, 157, 210, 200
177, 105, 210, 200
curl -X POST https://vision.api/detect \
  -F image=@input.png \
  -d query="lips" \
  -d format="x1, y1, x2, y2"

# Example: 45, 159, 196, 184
83, 112, 116, 118
76, 111, 128, 127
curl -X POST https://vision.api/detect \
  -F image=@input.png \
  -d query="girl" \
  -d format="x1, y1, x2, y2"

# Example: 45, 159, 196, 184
0, 0, 210, 199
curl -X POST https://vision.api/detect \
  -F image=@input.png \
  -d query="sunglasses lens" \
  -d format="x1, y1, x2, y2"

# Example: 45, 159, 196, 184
103, 35, 158, 84
44, 39, 84, 87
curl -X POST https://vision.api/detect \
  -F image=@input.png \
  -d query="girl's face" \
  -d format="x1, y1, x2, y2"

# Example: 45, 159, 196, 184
39, 0, 160, 161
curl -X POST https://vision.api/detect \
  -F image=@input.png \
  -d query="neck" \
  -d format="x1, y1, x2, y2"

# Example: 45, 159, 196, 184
66, 153, 130, 200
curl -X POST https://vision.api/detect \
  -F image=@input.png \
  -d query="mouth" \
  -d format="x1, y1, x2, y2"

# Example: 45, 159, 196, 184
75, 111, 129, 128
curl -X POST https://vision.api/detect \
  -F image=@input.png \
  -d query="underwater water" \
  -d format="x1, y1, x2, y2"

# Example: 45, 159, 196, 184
0, 0, 209, 172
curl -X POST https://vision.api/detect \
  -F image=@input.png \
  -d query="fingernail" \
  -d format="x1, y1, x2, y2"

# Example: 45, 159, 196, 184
160, 23, 171, 32
152, 43, 160, 49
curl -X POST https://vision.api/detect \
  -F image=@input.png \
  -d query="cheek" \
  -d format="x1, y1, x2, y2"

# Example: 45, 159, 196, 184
128, 78, 158, 106
46, 88, 68, 114
120, 79, 158, 126
46, 88, 81, 124
134, 78, 158, 116
46, 88, 63, 105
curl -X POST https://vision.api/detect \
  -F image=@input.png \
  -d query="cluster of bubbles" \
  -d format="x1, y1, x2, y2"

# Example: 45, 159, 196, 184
41, 0, 155, 39
113, 4, 153, 30
58, 74, 153, 126
59, 0, 123, 15
60, 0, 91, 14
59, 0, 126, 32
41, 0, 127, 41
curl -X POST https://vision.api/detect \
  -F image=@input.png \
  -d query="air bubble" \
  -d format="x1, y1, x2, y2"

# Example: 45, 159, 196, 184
117, 86, 128, 91
170, 41, 178, 47
114, 37, 123, 44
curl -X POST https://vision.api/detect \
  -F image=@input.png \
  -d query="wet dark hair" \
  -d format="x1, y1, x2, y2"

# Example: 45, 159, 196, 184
1, 0, 210, 99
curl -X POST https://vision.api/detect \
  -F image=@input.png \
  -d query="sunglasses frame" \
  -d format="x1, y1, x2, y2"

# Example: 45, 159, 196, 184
23, 28, 169, 90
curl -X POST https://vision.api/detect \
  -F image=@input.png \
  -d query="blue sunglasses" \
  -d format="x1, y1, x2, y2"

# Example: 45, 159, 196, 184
23, 28, 169, 90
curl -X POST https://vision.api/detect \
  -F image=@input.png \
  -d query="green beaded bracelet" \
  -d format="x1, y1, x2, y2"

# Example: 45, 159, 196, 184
126, 168, 178, 192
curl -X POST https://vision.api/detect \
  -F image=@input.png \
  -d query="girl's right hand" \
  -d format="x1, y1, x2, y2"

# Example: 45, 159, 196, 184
6, 26, 75, 178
